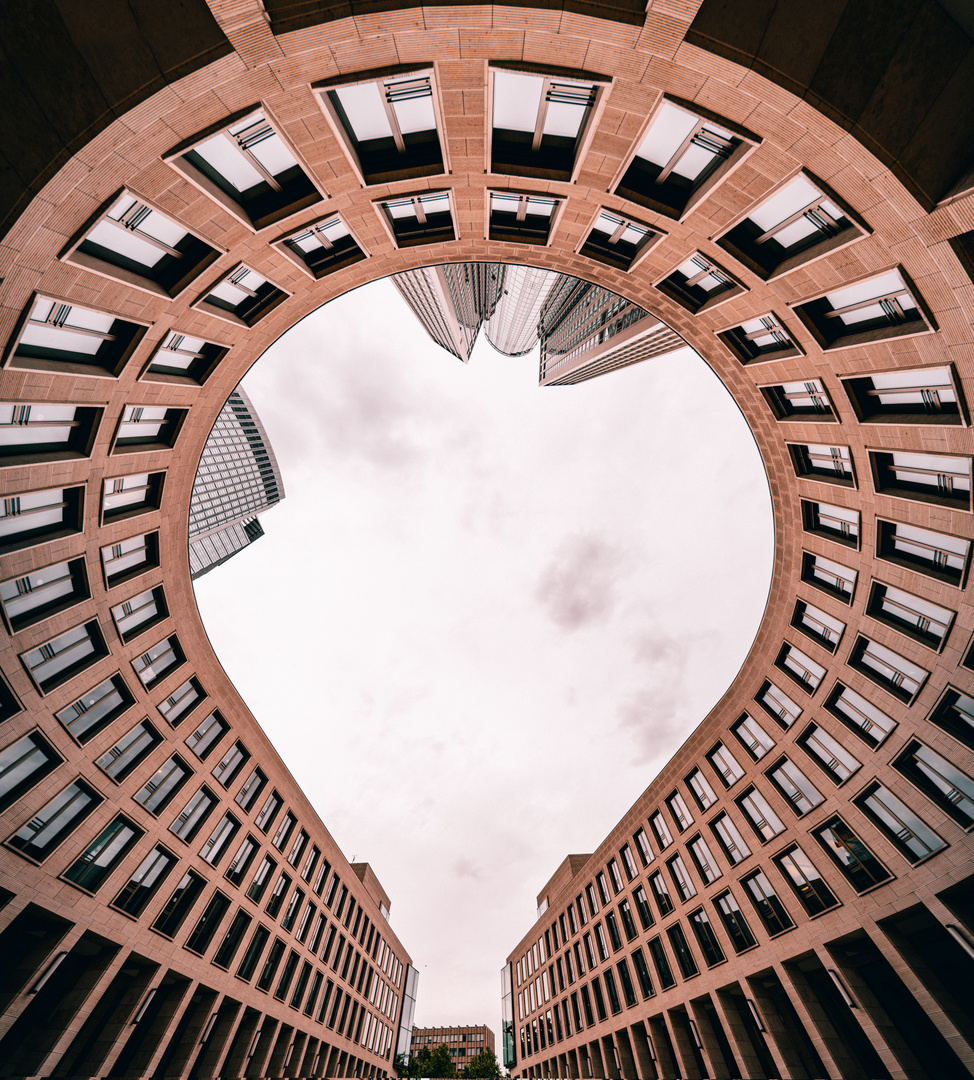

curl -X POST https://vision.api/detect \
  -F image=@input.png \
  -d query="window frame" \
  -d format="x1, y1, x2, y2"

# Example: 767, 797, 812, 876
847, 634, 929, 704
101, 531, 161, 590
868, 449, 972, 512
760, 378, 837, 423
487, 189, 563, 246
800, 498, 860, 550
841, 363, 967, 427
655, 252, 746, 315
101, 471, 166, 525
0, 729, 62, 814
56, 673, 135, 745
5, 777, 102, 862
375, 189, 456, 249
577, 206, 663, 272
273, 213, 369, 280
192, 263, 290, 328
875, 517, 971, 589
20, 618, 110, 695
140, 330, 229, 386
716, 311, 803, 364
0, 556, 90, 633
865, 579, 954, 652
0, 402, 102, 468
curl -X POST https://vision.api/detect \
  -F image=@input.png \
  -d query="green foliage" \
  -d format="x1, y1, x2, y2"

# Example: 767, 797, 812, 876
426, 1042, 457, 1077
460, 1047, 504, 1078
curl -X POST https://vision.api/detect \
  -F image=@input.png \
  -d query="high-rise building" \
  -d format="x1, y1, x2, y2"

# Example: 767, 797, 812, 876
1, 2, 973, 1079
188, 386, 284, 578
484, 266, 563, 358
409, 1023, 496, 1067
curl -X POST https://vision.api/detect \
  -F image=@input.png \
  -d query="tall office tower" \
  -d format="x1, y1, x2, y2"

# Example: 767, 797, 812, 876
538, 277, 685, 385
484, 265, 564, 357
188, 386, 284, 579
392, 263, 504, 362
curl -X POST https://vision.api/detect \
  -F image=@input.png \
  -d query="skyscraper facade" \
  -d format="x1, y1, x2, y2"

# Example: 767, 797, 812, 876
188, 386, 285, 579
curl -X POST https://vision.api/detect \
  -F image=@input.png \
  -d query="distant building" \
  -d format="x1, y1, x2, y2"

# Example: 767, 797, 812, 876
484, 266, 562, 358
188, 385, 284, 579
410, 1024, 496, 1067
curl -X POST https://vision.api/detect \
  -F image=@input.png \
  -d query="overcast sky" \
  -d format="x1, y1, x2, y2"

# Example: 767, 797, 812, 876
192, 275, 773, 1046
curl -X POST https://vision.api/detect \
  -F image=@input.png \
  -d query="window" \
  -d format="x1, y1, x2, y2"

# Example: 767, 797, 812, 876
0, 676, 21, 726
854, 783, 946, 863
774, 846, 838, 916
633, 885, 654, 930
713, 891, 756, 952
594, 874, 609, 907
767, 758, 823, 815
158, 677, 205, 727
185, 711, 229, 760
236, 767, 268, 813
185, 891, 231, 955
648, 871, 673, 916
614, 97, 753, 219
200, 812, 240, 866
112, 845, 177, 917
0, 731, 61, 813
762, 379, 836, 422
688, 908, 724, 966
169, 786, 217, 843
620, 844, 638, 881
63, 815, 142, 892
132, 636, 184, 689
212, 741, 250, 787
656, 253, 744, 314
101, 532, 160, 588
815, 818, 892, 891
775, 642, 825, 693
687, 836, 721, 884
667, 854, 696, 901
63, 190, 220, 298
379, 191, 454, 247
225, 833, 261, 887
666, 792, 694, 832
731, 715, 775, 761
56, 674, 134, 744
797, 724, 861, 784
213, 909, 253, 969
646, 936, 675, 989
844, 364, 966, 425
866, 582, 954, 650
247, 854, 277, 903
257, 938, 287, 992
112, 406, 185, 454
792, 269, 934, 350
869, 450, 971, 512
929, 687, 974, 751
718, 171, 864, 279
735, 788, 784, 842
102, 472, 165, 524
0, 403, 101, 466
0, 558, 89, 633
111, 587, 168, 643
756, 680, 801, 729
277, 214, 368, 279
266, 870, 292, 918
801, 499, 859, 548
194, 265, 289, 328
717, 312, 802, 364
707, 742, 744, 787
666, 924, 698, 978
166, 109, 321, 231
649, 810, 673, 849
876, 519, 970, 588
824, 682, 895, 747
6, 779, 101, 860
152, 869, 205, 937
0, 484, 84, 556
4, 295, 147, 377
272, 810, 297, 851
800, 552, 857, 603
579, 209, 660, 271
618, 899, 637, 941
742, 871, 793, 935
595, 920, 610, 959
895, 740, 974, 828
97, 720, 161, 782
143, 330, 228, 384
685, 767, 717, 810
631, 947, 654, 998
848, 635, 929, 703
710, 812, 751, 865
21, 620, 109, 694
789, 443, 855, 487
287, 829, 309, 868
488, 191, 560, 245
135, 755, 191, 815
490, 67, 602, 182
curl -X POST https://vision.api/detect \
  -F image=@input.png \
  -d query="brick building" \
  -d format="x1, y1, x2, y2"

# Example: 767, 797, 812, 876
410, 1023, 496, 1067
0, 1, 972, 1078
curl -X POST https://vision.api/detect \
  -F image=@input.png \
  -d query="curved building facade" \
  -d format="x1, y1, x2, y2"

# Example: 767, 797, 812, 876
0, 2, 972, 1078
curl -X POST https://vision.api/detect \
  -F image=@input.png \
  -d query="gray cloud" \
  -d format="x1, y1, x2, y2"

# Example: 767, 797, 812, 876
617, 631, 696, 763
534, 535, 624, 630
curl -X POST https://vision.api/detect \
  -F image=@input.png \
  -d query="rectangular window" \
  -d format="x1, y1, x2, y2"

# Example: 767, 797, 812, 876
580, 208, 660, 271
620, 844, 638, 881
824, 682, 896, 747
212, 741, 250, 787
272, 810, 297, 850
614, 97, 753, 220
0, 484, 85, 556
876, 519, 970, 587
166, 109, 321, 231
797, 723, 861, 784
718, 171, 864, 279
266, 870, 292, 918
710, 812, 751, 865
595, 873, 609, 907
152, 869, 205, 937
684, 767, 717, 811
607, 858, 624, 893
199, 812, 240, 866
869, 450, 971, 512
184, 891, 230, 955
687, 836, 721, 884
185, 711, 229, 760
756, 680, 801, 729
854, 783, 946, 863
667, 854, 697, 901
247, 854, 277, 903
647, 936, 675, 989
650, 810, 673, 848
64, 815, 142, 892
815, 817, 892, 891
767, 758, 823, 815
490, 67, 602, 182
656, 253, 744, 314
143, 330, 227, 385
102, 472, 165, 524
731, 714, 775, 761
97, 719, 163, 787
633, 885, 654, 930
895, 740, 974, 828
631, 947, 654, 997
789, 442, 855, 487
618, 898, 637, 941
237, 923, 271, 981
134, 756, 192, 816
713, 890, 756, 952
742, 870, 794, 935
7, 779, 101, 860
801, 498, 859, 548
169, 785, 217, 843
775, 642, 826, 693
800, 551, 857, 602
929, 687, 974, 751
848, 635, 929, 703
717, 311, 802, 364
648, 870, 673, 916
762, 379, 836, 422
774, 846, 839, 915
132, 635, 184, 689
379, 191, 454, 248
213, 908, 253, 969
225, 833, 261, 887
866, 582, 954, 650
56, 674, 134, 745
112, 406, 185, 454
735, 787, 785, 842
0, 403, 101, 467
157, 677, 204, 728
236, 767, 268, 812
194, 264, 289, 328
488, 191, 560, 245
110, 586, 168, 643
666, 923, 698, 978
101, 532, 160, 588
843, 364, 966, 426
317, 70, 445, 186
112, 844, 176, 917
281, 887, 305, 932
21, 619, 109, 694
792, 600, 845, 653
64, 190, 220, 298
707, 742, 744, 787
0, 731, 61, 813
688, 908, 725, 966
666, 792, 694, 832
277, 214, 368, 279
4, 294, 147, 378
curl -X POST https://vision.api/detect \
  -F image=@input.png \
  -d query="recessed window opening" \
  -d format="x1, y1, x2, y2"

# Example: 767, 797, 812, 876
380, 192, 454, 247
875, 519, 970, 587
278, 215, 367, 279
579, 210, 659, 271
718, 313, 802, 364
488, 192, 559, 245
144, 331, 228, 384
843, 365, 965, 425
